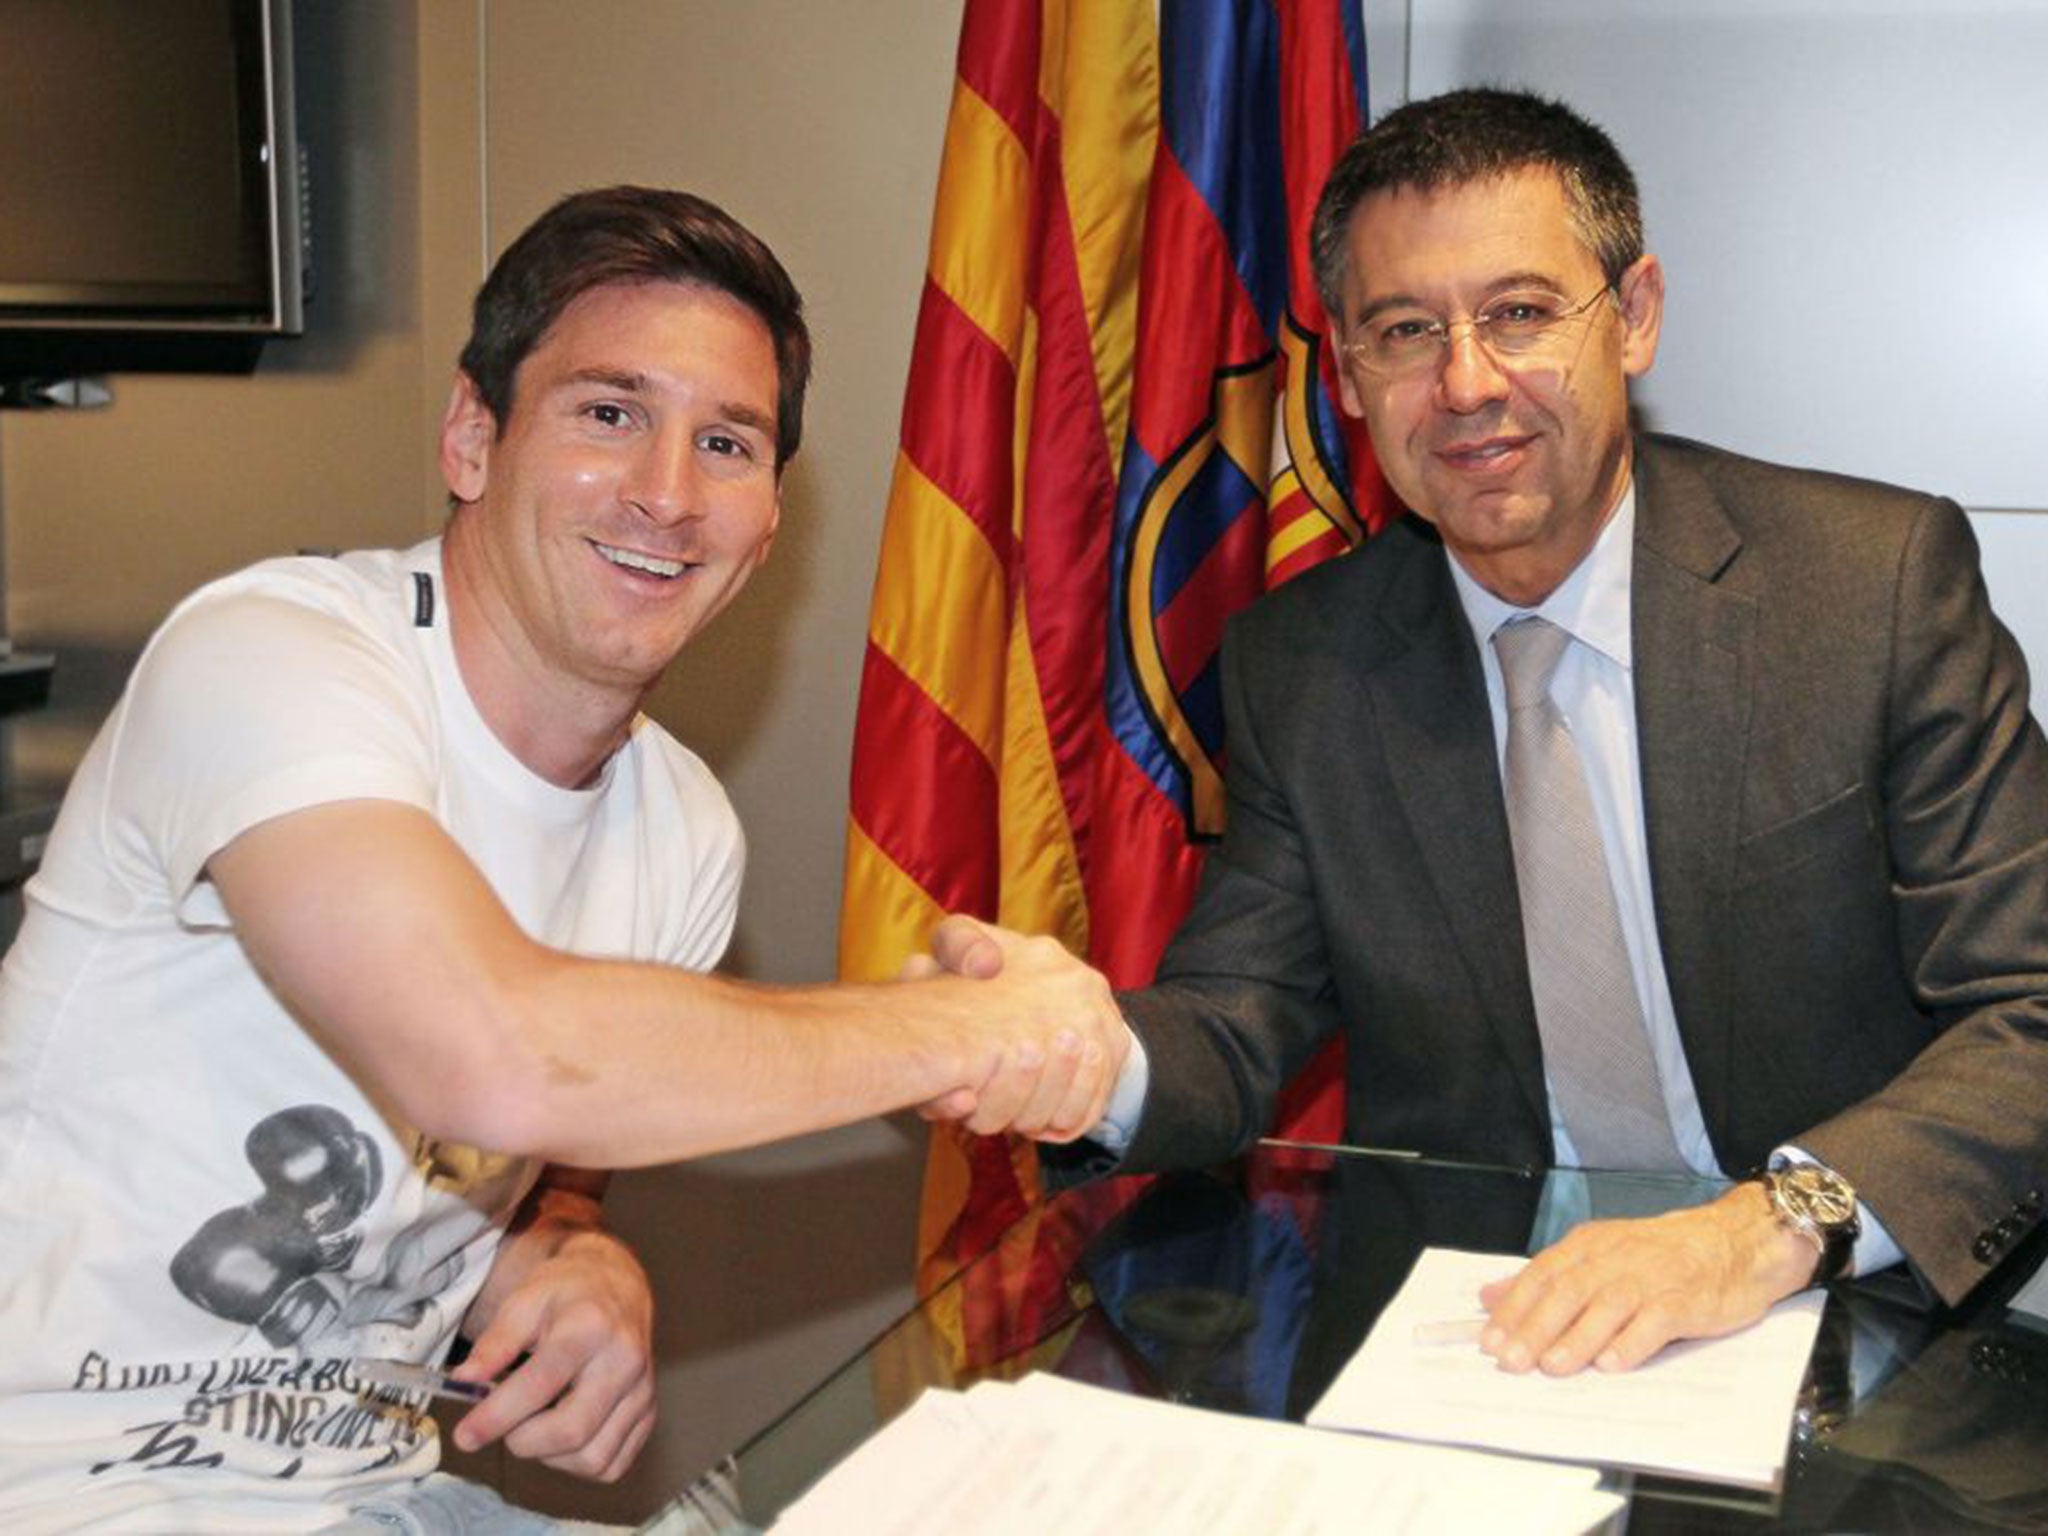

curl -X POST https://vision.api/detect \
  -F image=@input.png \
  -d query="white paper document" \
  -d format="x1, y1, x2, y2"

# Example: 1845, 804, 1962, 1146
770, 1374, 1622, 1536
2006, 1249, 2048, 1329
1307, 1247, 1826, 1491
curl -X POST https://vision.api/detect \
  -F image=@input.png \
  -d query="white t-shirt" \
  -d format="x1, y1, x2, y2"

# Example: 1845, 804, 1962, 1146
0, 540, 742, 1532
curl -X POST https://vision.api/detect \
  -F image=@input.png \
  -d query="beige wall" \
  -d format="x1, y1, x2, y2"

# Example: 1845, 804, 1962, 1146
0, 0, 960, 1521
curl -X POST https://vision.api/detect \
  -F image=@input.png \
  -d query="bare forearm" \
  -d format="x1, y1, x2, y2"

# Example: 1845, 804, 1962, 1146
215, 802, 1125, 1168
445, 960, 1006, 1166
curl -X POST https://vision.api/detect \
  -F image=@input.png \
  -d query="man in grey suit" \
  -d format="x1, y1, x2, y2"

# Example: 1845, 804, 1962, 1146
938, 87, 2048, 1373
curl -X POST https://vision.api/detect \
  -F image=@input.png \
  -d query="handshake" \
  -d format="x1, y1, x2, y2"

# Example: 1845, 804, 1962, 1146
897, 915, 1135, 1145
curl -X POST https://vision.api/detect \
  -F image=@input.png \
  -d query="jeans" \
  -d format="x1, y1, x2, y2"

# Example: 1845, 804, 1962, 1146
334, 1472, 636, 1535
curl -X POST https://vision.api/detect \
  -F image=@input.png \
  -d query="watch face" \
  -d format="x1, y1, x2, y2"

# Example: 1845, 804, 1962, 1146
1781, 1166, 1857, 1227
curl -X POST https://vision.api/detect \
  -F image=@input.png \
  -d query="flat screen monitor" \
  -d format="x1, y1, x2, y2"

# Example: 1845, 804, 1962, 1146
0, 0, 304, 376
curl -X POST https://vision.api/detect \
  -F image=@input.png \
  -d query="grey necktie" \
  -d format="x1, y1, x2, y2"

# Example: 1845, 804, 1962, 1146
1494, 616, 1685, 1172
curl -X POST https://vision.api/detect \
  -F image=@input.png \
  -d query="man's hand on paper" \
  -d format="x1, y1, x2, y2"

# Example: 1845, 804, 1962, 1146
900, 914, 1133, 1143
1477, 1180, 1821, 1374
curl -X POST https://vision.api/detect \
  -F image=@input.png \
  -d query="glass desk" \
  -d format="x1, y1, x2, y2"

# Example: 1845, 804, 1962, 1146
641, 1144, 2048, 1534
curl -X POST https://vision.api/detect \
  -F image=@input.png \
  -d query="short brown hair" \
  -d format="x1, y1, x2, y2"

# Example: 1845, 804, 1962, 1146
458, 186, 812, 466
1311, 89, 1643, 318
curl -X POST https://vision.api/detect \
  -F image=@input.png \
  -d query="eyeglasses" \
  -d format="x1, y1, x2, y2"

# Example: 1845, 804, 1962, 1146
1340, 285, 1616, 380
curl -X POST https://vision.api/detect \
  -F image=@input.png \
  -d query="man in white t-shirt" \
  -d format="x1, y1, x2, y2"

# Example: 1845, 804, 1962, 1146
0, 187, 1131, 1533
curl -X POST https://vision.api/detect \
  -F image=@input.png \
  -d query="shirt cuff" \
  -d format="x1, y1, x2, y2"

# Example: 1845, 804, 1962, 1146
1084, 1029, 1150, 1154
1774, 1145, 1905, 1278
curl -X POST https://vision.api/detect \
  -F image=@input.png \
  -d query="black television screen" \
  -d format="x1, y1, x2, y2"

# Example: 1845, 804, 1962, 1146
0, 0, 304, 376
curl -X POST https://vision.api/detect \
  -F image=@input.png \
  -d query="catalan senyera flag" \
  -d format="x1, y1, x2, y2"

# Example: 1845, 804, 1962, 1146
840, 0, 1400, 1363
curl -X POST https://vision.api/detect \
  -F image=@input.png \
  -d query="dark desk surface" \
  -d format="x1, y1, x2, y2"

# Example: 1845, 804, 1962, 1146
642, 1144, 2048, 1534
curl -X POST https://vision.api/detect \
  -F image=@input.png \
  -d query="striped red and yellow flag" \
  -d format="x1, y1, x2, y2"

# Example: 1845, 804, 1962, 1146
841, 0, 1399, 1355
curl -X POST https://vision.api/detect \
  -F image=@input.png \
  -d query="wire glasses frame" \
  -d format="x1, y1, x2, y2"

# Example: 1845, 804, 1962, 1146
1340, 285, 1618, 380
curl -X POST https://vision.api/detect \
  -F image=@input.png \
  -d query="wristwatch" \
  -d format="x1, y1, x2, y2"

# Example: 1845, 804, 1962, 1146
1757, 1164, 1861, 1284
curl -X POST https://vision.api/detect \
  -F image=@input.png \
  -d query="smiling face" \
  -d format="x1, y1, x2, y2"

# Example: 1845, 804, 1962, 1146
1333, 168, 1663, 605
439, 279, 783, 719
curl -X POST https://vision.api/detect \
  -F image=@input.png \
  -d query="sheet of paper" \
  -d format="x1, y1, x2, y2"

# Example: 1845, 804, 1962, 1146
1306, 1247, 1826, 1490
769, 1374, 1622, 1536
2006, 1250, 2048, 1329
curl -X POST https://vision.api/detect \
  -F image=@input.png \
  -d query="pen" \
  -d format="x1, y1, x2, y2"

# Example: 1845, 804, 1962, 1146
1411, 1316, 1489, 1347
353, 1359, 492, 1403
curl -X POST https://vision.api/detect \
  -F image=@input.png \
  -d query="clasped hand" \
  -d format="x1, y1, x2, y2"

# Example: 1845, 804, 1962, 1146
900, 915, 1133, 1144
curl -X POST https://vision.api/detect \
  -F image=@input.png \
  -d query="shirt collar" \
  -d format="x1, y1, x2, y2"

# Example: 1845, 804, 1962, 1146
1446, 481, 1637, 670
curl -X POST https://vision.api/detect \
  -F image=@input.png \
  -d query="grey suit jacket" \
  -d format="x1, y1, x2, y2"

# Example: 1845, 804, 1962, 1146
1111, 433, 2048, 1305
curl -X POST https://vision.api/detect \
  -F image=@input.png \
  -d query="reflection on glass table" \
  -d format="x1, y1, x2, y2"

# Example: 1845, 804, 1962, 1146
639, 1143, 2048, 1535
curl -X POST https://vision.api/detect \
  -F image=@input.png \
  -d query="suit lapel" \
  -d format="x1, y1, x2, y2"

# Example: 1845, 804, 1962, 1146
1632, 440, 1757, 1156
1365, 532, 1551, 1134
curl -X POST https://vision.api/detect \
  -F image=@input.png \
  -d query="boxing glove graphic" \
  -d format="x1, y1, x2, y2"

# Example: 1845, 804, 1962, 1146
170, 1106, 382, 1347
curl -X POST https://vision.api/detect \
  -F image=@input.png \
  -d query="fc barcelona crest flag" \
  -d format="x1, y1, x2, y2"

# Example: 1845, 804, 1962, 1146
840, 0, 1400, 1337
